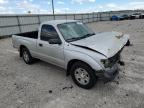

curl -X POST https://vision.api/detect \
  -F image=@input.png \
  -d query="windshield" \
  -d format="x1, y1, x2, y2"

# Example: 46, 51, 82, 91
57, 22, 95, 42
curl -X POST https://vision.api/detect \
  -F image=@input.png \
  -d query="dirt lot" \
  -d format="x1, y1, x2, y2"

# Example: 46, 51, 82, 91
0, 19, 144, 108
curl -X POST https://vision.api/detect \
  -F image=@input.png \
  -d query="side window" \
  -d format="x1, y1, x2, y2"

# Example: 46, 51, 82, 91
40, 25, 59, 41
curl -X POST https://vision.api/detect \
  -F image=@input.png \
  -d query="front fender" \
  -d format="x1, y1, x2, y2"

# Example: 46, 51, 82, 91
65, 50, 104, 71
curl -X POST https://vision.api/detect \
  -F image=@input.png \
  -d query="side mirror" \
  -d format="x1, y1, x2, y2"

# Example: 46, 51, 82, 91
49, 38, 62, 45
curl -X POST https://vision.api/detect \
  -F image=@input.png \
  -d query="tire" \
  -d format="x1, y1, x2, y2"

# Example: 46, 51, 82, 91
70, 61, 97, 89
22, 47, 33, 64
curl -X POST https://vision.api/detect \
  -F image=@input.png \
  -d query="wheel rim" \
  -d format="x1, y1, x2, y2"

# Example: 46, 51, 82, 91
23, 51, 29, 62
74, 68, 90, 85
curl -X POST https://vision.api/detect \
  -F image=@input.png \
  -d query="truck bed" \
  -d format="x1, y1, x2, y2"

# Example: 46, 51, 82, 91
16, 31, 38, 39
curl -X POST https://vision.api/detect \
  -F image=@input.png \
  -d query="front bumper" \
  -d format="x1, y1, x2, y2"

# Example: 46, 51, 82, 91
96, 64, 119, 83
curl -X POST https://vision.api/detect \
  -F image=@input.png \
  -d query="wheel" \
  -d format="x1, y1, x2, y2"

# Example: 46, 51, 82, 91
70, 62, 97, 89
22, 47, 33, 64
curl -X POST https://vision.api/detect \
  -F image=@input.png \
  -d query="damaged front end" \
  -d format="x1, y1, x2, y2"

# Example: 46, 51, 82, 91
97, 50, 123, 83
95, 63, 119, 83
101, 48, 122, 68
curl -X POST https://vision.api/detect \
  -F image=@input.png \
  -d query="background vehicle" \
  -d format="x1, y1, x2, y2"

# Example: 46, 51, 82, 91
121, 14, 129, 20
12, 20, 129, 89
110, 15, 124, 21
111, 14, 130, 21
140, 13, 144, 19
130, 13, 141, 19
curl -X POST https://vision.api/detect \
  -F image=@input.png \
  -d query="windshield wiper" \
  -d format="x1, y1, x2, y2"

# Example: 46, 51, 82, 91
66, 37, 82, 42
83, 33, 95, 38
66, 33, 95, 42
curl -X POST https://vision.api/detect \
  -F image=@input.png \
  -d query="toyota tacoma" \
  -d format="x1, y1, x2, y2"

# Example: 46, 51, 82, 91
12, 20, 129, 89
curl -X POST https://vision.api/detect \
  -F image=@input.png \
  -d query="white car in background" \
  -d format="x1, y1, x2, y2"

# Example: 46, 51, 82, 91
130, 13, 141, 19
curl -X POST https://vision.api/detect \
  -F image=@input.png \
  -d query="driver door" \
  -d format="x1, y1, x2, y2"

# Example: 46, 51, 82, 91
37, 24, 65, 68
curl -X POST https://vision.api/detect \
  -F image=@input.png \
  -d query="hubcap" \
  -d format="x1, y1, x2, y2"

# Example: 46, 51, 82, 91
74, 68, 90, 85
23, 51, 29, 62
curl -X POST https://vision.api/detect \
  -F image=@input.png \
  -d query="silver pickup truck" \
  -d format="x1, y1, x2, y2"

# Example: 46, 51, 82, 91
12, 20, 129, 89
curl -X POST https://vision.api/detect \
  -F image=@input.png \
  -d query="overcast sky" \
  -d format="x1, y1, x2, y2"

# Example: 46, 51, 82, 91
0, 0, 144, 14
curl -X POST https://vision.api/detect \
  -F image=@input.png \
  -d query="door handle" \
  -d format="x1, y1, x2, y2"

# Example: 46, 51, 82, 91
39, 43, 43, 47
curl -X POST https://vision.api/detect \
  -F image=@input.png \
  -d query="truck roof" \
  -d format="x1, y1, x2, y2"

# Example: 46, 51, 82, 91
41, 20, 77, 26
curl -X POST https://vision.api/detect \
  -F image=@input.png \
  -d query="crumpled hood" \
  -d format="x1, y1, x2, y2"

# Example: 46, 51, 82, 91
71, 31, 129, 58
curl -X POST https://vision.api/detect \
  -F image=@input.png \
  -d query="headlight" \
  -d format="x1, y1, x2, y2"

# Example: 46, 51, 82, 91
101, 59, 110, 68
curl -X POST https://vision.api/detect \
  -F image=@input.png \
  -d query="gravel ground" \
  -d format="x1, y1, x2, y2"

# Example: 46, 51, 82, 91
0, 19, 144, 108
